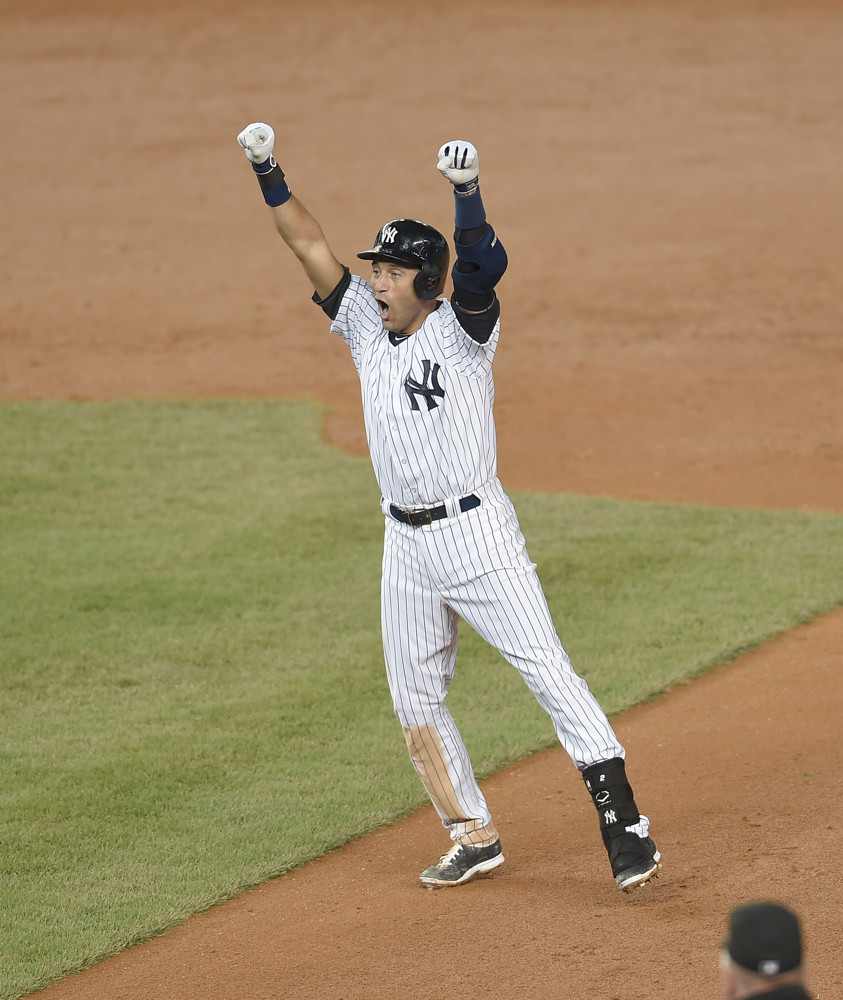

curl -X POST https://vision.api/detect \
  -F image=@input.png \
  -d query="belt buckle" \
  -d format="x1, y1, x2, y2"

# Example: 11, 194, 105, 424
413, 507, 433, 526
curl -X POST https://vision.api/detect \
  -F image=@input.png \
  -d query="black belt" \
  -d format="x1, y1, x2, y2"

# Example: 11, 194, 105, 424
389, 493, 481, 527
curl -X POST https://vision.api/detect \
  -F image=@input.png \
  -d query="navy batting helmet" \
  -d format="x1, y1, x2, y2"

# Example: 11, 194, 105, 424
357, 219, 450, 301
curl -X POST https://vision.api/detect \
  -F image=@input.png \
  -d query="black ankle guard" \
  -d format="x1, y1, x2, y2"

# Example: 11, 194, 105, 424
582, 758, 655, 876
582, 757, 640, 829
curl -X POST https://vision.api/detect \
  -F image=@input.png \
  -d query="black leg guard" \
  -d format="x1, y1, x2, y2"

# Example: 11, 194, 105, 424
582, 757, 651, 878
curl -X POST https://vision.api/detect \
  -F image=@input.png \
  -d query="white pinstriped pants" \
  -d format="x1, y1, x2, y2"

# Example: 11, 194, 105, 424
381, 478, 624, 846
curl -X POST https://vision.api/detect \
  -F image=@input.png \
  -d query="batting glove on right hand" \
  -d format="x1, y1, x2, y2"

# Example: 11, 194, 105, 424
437, 140, 479, 185
237, 122, 275, 165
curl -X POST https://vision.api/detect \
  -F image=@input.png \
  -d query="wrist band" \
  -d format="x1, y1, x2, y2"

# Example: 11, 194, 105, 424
454, 178, 479, 198
252, 156, 292, 207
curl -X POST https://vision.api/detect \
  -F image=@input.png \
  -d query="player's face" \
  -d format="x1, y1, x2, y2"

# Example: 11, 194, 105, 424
369, 260, 431, 335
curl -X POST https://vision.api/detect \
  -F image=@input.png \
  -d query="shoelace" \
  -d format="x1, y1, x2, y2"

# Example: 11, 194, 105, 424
625, 814, 650, 839
438, 843, 465, 864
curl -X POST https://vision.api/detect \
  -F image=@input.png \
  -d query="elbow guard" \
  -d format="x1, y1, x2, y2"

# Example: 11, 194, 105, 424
451, 224, 508, 295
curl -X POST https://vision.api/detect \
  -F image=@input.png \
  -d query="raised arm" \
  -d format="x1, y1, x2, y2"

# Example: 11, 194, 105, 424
437, 140, 508, 343
236, 123, 346, 300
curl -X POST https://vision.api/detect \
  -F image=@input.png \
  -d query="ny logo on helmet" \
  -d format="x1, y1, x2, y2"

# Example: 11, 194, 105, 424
381, 225, 398, 244
405, 360, 444, 411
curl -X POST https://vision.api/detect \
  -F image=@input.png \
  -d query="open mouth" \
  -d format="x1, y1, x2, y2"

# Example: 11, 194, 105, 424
377, 298, 390, 321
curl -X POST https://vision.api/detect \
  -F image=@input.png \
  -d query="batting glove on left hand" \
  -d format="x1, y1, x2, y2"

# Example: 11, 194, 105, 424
437, 140, 479, 185
237, 122, 275, 165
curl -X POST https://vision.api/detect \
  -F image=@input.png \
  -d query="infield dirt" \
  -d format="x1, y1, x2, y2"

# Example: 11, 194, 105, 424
3, 1, 842, 997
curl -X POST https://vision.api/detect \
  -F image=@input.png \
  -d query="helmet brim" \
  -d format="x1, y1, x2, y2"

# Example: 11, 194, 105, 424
356, 249, 420, 269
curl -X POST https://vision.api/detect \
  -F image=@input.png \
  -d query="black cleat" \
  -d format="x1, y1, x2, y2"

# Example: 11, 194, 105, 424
611, 821, 662, 892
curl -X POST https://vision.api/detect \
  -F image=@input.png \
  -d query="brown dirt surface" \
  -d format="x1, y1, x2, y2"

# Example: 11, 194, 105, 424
3, 1, 841, 998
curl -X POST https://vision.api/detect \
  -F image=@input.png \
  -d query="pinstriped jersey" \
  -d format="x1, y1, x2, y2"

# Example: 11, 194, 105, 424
330, 275, 501, 508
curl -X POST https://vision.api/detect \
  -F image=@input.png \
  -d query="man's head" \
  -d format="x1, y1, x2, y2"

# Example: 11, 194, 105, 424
358, 219, 450, 335
720, 902, 805, 999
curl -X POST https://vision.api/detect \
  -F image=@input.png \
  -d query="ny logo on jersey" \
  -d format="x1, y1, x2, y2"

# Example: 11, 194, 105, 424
381, 224, 398, 244
404, 360, 444, 411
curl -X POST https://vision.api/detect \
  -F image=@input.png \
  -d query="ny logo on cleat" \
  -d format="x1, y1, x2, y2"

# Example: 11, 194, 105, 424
405, 360, 445, 411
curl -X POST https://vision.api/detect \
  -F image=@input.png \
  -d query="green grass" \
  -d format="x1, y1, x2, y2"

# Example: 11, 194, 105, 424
1, 400, 842, 999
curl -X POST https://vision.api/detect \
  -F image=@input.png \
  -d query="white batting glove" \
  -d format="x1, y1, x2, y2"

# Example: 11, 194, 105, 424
437, 140, 479, 185
237, 122, 275, 165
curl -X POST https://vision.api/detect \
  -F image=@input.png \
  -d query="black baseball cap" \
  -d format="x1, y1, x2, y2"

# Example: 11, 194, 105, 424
725, 902, 802, 975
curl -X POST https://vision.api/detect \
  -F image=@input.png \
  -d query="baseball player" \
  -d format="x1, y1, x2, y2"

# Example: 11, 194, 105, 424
236, 122, 661, 892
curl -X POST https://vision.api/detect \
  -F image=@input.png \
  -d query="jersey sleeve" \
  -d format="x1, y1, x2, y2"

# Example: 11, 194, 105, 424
451, 294, 501, 344
439, 297, 500, 368
312, 266, 351, 320
314, 273, 381, 370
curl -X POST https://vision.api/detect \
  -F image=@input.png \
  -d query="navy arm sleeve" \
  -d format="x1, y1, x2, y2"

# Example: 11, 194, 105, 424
448, 175, 508, 343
